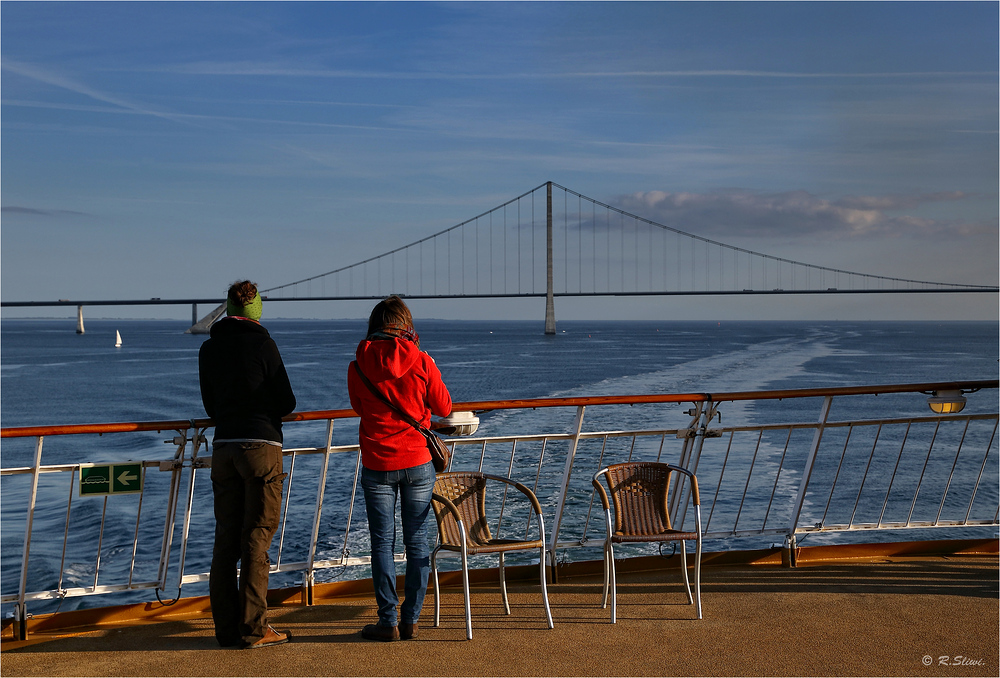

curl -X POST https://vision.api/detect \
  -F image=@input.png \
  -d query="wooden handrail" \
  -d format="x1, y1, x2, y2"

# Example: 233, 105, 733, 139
3, 379, 995, 439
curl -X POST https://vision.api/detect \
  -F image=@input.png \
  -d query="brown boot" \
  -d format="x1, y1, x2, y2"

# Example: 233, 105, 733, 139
361, 623, 399, 642
244, 625, 291, 649
399, 622, 418, 640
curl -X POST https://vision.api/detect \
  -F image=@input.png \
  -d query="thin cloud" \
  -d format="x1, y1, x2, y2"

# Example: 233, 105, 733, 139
2, 206, 90, 217
2, 60, 193, 124
2, 96, 410, 134
2, 99, 146, 115
120, 61, 997, 81
613, 189, 993, 239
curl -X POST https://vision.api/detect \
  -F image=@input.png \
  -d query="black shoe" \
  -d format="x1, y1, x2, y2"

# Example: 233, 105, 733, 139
399, 622, 418, 640
361, 623, 399, 642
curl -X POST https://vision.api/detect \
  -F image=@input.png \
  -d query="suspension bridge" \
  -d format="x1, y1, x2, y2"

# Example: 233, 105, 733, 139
3, 182, 996, 334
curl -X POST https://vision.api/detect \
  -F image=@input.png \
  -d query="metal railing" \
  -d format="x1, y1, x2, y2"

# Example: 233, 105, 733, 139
2, 379, 997, 638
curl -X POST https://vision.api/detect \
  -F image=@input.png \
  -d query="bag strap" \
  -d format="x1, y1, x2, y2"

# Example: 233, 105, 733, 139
352, 361, 426, 433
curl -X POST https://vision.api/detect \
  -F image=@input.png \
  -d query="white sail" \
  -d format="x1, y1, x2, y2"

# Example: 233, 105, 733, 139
115, 330, 122, 348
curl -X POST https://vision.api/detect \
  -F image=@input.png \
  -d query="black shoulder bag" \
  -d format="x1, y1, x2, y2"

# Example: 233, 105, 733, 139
352, 361, 451, 473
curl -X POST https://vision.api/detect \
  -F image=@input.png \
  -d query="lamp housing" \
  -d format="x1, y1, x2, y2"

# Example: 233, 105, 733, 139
927, 389, 967, 414
433, 411, 480, 436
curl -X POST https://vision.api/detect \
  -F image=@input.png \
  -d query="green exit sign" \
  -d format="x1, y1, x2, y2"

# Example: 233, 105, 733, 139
79, 463, 144, 496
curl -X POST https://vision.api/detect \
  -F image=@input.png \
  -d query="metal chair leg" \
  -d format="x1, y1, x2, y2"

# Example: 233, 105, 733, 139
609, 542, 617, 624
432, 549, 441, 627
461, 542, 472, 640
601, 540, 610, 609
539, 544, 553, 629
680, 539, 694, 605
499, 552, 510, 614
694, 535, 703, 620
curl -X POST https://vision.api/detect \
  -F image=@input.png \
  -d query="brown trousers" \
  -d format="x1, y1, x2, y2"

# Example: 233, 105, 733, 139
209, 441, 285, 646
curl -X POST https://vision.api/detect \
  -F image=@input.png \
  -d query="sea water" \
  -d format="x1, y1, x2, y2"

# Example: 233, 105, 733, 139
2, 319, 997, 612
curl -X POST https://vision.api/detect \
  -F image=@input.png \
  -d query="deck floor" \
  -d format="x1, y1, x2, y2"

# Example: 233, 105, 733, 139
2, 554, 997, 677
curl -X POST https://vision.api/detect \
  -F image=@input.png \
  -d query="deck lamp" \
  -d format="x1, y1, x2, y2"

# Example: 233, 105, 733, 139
926, 389, 967, 414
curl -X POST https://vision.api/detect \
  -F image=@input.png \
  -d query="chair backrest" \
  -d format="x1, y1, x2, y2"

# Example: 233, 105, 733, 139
598, 462, 677, 536
432, 472, 492, 547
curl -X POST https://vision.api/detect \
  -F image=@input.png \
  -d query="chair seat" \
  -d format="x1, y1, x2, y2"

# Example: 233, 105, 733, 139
611, 530, 699, 543
438, 537, 545, 555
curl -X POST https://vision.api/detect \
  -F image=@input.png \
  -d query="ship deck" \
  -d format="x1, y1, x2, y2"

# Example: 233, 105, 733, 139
2, 542, 997, 677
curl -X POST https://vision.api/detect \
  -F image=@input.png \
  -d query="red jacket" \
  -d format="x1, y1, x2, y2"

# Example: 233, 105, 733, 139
348, 337, 452, 471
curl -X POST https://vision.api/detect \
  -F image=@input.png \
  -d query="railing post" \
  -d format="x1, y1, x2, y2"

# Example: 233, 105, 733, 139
305, 419, 335, 605
547, 405, 586, 581
786, 395, 834, 567
15, 436, 45, 640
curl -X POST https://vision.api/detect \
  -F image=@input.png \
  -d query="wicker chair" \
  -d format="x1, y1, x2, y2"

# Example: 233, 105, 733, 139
591, 461, 703, 621
430, 472, 554, 640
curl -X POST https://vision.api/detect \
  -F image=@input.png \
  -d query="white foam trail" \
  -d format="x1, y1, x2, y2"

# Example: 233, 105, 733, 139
480, 332, 839, 436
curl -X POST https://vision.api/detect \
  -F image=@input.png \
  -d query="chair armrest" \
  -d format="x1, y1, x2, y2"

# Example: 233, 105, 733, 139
430, 492, 465, 533
666, 464, 701, 506
590, 467, 612, 511
479, 473, 544, 517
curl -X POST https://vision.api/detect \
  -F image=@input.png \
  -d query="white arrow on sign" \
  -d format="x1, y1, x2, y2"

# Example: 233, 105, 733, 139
117, 470, 139, 486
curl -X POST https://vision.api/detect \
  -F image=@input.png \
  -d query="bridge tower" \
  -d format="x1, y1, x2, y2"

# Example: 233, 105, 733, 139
545, 181, 556, 335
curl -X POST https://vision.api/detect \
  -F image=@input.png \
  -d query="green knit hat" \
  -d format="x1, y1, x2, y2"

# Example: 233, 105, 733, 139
227, 291, 262, 321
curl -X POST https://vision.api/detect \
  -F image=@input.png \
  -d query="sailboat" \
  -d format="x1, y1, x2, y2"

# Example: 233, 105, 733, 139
114, 330, 122, 348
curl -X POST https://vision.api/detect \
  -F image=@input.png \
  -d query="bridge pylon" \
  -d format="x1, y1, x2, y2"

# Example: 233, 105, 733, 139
186, 302, 226, 335
545, 181, 556, 335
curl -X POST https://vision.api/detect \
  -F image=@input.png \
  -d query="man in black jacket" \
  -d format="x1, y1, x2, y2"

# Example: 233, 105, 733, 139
199, 280, 296, 649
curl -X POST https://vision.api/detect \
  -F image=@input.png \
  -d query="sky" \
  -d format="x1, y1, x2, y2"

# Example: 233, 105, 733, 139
2, 1, 997, 323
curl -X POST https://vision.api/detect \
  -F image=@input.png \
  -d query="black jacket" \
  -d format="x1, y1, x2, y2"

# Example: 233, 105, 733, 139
199, 317, 296, 444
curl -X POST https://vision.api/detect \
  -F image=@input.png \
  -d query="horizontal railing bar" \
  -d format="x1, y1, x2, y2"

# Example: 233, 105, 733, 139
706, 413, 997, 436
1, 459, 165, 476
2, 581, 162, 603
703, 529, 789, 539
796, 520, 999, 533
819, 413, 997, 428
281, 445, 359, 455
457, 381, 999, 413
446, 430, 679, 448
4, 380, 995, 439
311, 557, 373, 569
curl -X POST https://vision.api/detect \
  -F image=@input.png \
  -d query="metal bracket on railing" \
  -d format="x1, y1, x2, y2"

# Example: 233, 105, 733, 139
155, 424, 204, 605
11, 603, 32, 641
672, 400, 720, 529
303, 570, 315, 606
782, 534, 798, 568
548, 405, 587, 584
14, 435, 46, 640
786, 395, 834, 559
170, 424, 210, 602
304, 419, 336, 606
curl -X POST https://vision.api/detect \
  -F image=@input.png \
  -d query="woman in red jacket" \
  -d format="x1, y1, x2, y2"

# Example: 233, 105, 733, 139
348, 296, 452, 641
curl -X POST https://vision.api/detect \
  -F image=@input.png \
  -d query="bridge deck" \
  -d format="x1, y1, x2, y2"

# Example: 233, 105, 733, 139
2, 546, 997, 677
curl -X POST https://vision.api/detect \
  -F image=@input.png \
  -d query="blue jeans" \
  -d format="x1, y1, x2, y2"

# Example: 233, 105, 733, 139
361, 461, 435, 627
